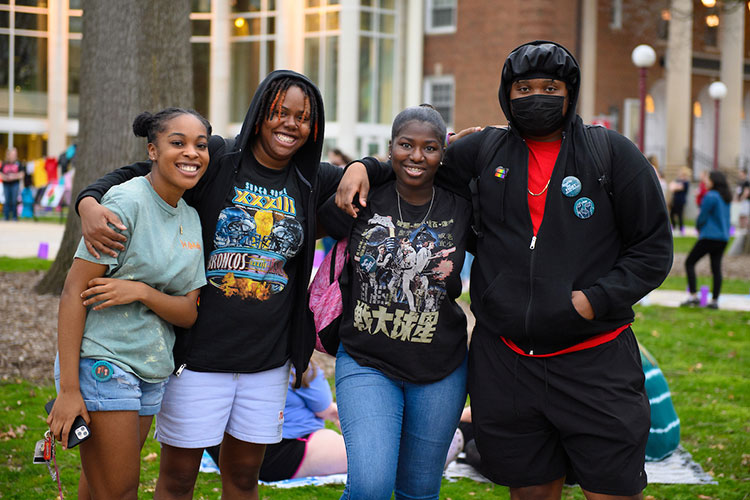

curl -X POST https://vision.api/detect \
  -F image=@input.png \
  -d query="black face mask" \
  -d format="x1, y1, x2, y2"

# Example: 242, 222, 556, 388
510, 94, 566, 137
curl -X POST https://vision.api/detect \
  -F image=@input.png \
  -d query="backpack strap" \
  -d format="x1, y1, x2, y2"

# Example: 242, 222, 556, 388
583, 124, 614, 203
469, 177, 483, 238
470, 127, 508, 238
328, 240, 339, 284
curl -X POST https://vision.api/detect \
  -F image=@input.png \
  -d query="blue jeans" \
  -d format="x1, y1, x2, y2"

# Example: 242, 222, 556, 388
335, 344, 467, 500
3, 181, 19, 220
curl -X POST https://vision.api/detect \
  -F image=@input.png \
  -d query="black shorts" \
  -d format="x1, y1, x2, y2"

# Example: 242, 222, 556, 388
259, 435, 309, 482
468, 328, 649, 496
206, 435, 309, 482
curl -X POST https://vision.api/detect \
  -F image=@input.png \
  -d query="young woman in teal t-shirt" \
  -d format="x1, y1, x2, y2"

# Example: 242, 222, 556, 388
47, 108, 211, 500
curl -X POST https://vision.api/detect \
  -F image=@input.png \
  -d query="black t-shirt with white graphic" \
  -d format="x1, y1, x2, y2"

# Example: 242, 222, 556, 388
186, 153, 305, 373
333, 181, 471, 383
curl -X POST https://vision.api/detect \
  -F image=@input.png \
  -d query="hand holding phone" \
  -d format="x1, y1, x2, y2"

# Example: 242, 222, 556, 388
45, 398, 91, 449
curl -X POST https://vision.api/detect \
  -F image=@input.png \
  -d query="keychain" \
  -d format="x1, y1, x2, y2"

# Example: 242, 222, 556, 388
33, 430, 64, 499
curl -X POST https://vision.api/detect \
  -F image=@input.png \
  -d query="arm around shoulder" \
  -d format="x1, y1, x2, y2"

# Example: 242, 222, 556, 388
76, 162, 153, 259
75, 161, 152, 214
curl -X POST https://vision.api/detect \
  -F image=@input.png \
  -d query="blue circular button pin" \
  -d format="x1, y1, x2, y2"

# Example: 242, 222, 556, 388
359, 254, 377, 273
561, 176, 582, 197
574, 197, 595, 219
91, 360, 114, 382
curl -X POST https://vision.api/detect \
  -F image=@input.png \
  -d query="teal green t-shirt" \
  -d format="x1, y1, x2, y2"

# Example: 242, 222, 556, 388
75, 177, 206, 382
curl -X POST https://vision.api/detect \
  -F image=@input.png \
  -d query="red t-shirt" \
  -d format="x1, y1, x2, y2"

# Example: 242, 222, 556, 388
526, 138, 561, 235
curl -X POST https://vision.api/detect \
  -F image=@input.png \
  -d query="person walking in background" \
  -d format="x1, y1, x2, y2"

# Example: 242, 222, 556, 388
681, 170, 732, 310
648, 155, 668, 202
695, 170, 709, 208
1, 147, 24, 221
735, 167, 750, 232
20, 174, 36, 220
669, 167, 691, 234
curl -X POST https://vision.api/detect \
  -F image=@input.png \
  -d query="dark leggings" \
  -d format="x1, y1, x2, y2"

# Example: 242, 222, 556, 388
669, 202, 685, 231
685, 238, 728, 299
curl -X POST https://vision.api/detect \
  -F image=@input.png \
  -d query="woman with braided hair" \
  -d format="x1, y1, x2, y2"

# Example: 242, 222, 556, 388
75, 71, 344, 499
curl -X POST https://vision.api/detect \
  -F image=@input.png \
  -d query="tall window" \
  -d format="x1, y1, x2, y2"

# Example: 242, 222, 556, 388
609, 0, 623, 30
424, 76, 454, 128
190, 6, 211, 118
425, 0, 456, 34
0, 1, 49, 118
304, 0, 340, 121
68, 6, 82, 118
230, 0, 277, 123
358, 0, 397, 124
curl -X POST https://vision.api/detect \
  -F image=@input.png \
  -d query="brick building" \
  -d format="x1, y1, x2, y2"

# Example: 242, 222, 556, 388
422, 0, 750, 180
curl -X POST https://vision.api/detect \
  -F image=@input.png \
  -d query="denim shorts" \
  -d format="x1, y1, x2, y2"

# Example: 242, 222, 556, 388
54, 355, 168, 416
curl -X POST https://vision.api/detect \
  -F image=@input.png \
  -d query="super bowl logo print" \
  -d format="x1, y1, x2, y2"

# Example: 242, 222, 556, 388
206, 184, 304, 301
561, 176, 582, 197
574, 197, 595, 219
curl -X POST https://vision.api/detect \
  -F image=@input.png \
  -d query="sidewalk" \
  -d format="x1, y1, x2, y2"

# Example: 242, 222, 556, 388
641, 289, 750, 312
0, 220, 66, 259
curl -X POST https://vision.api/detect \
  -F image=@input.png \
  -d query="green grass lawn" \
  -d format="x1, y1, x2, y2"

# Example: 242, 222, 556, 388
0, 257, 52, 273
671, 235, 705, 254
658, 275, 750, 296
1, 305, 747, 499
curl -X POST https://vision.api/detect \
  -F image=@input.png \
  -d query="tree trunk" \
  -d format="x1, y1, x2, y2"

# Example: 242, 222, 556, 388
35, 0, 193, 295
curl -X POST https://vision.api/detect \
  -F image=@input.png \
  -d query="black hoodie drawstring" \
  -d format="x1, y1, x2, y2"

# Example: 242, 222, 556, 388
512, 354, 520, 417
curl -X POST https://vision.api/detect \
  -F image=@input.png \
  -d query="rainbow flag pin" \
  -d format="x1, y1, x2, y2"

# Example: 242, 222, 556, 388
494, 166, 508, 179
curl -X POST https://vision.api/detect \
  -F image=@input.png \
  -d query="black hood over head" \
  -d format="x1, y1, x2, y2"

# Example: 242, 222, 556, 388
499, 41, 581, 133
234, 69, 325, 176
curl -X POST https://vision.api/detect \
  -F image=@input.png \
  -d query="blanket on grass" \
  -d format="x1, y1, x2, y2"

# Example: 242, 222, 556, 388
199, 446, 716, 488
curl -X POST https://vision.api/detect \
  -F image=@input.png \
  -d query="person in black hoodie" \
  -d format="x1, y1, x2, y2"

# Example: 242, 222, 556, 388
336, 41, 673, 500
75, 70, 343, 499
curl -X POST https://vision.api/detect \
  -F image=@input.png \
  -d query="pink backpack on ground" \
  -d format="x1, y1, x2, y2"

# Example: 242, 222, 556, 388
308, 238, 349, 355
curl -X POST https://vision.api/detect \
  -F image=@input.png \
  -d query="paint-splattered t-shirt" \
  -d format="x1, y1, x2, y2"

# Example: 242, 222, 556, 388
76, 177, 206, 382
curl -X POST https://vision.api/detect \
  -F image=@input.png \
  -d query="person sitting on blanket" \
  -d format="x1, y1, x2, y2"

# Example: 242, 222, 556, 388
207, 360, 347, 481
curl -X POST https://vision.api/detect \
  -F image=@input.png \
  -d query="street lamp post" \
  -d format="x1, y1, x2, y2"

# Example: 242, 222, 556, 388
708, 81, 728, 171
631, 44, 657, 152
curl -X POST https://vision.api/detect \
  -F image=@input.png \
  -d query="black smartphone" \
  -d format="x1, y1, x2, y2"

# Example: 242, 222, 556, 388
44, 399, 91, 448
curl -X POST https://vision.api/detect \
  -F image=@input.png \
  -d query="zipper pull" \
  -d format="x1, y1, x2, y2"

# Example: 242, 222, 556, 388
530, 235, 537, 250
175, 364, 186, 377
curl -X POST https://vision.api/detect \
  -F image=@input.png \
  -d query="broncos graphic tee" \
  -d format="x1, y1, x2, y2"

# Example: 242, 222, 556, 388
185, 153, 305, 373
333, 182, 471, 383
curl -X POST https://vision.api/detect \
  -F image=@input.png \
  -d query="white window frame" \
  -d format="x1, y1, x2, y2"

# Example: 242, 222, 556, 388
423, 75, 455, 129
610, 0, 623, 30
303, 1, 342, 121
425, 0, 457, 35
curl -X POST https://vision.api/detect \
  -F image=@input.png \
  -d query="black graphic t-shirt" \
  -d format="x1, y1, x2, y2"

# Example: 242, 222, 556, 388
187, 153, 305, 373
335, 181, 471, 383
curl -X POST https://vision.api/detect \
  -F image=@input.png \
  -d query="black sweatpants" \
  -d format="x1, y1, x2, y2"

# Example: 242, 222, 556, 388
685, 238, 728, 299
